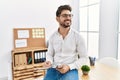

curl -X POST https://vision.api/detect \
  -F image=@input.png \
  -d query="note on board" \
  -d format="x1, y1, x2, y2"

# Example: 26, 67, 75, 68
15, 39, 27, 48
17, 30, 29, 38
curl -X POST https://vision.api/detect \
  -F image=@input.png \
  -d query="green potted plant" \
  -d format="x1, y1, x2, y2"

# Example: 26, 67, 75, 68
81, 65, 90, 75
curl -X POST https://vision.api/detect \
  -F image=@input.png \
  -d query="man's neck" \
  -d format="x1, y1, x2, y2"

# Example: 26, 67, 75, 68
58, 26, 70, 39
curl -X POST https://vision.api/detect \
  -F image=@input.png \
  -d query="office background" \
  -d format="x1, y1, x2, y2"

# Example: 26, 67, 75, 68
0, 0, 119, 79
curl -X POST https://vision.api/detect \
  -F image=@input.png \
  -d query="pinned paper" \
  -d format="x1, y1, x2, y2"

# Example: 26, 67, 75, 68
15, 39, 27, 48
17, 30, 29, 38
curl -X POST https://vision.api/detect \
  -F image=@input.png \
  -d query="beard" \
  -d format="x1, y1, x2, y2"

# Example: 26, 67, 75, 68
60, 19, 71, 28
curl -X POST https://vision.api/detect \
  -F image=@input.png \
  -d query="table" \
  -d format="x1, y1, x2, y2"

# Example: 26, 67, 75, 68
79, 62, 120, 80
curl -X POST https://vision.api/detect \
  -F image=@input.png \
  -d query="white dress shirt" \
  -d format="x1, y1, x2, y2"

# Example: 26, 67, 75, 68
46, 28, 88, 70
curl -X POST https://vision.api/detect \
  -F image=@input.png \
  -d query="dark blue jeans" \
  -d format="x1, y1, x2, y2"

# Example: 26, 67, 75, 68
43, 68, 79, 80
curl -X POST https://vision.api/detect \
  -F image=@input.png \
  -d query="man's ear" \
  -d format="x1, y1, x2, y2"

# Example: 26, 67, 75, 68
56, 17, 59, 22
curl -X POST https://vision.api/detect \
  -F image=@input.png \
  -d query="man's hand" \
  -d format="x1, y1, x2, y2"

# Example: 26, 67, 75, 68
43, 61, 52, 69
56, 64, 70, 74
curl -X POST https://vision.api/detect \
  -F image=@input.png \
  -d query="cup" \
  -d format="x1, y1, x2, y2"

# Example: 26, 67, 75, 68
89, 56, 96, 66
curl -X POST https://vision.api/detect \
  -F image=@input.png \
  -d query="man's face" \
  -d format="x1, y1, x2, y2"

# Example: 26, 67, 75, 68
57, 10, 73, 28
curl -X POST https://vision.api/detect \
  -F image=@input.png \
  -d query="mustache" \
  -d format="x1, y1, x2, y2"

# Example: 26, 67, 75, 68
64, 19, 71, 21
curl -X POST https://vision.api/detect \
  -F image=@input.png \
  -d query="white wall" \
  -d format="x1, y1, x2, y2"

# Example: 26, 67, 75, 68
99, 0, 119, 59
0, 0, 73, 78
71, 0, 79, 30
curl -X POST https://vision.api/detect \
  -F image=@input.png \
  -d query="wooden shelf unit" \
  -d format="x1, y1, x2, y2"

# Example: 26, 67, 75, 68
12, 28, 47, 80
12, 47, 47, 80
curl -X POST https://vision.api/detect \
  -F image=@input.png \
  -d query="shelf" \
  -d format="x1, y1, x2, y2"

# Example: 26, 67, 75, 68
12, 28, 47, 80
12, 48, 47, 80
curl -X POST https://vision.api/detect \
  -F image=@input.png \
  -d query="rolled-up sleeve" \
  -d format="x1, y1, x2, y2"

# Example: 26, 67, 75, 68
46, 37, 54, 64
68, 34, 88, 70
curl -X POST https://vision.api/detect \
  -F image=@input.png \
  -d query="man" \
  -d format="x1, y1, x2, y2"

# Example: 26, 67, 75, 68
43, 5, 88, 80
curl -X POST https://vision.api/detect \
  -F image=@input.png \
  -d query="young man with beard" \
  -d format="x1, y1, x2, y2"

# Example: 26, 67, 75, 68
43, 5, 88, 80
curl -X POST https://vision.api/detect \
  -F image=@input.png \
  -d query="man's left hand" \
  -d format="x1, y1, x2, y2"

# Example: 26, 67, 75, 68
56, 64, 70, 74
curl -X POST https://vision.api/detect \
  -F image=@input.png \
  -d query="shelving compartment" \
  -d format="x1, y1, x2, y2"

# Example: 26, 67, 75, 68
13, 51, 34, 80
14, 51, 32, 67
34, 50, 47, 64
12, 48, 47, 80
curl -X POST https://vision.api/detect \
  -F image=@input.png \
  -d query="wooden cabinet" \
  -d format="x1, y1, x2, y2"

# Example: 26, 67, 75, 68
12, 47, 47, 80
12, 28, 47, 80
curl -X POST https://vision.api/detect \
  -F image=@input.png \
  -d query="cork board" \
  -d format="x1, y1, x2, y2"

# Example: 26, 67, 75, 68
13, 28, 46, 49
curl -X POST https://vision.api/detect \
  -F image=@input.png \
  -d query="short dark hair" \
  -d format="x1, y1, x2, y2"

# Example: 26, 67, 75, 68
56, 5, 72, 17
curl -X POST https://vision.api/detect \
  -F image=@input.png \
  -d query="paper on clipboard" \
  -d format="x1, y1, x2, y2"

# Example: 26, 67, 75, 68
15, 39, 27, 48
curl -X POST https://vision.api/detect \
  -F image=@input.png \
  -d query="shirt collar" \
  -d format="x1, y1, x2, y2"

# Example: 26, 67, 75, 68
56, 28, 72, 35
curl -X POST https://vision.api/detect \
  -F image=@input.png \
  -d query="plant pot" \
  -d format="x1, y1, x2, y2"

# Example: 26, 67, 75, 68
82, 71, 89, 75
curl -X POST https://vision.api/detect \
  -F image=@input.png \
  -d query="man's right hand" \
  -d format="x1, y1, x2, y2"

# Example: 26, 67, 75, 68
43, 61, 52, 69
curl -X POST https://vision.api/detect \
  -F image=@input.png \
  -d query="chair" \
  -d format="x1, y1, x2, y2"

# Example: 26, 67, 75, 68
98, 57, 120, 68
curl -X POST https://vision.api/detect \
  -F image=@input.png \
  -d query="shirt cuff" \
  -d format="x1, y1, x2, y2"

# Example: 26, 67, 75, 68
68, 64, 76, 70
